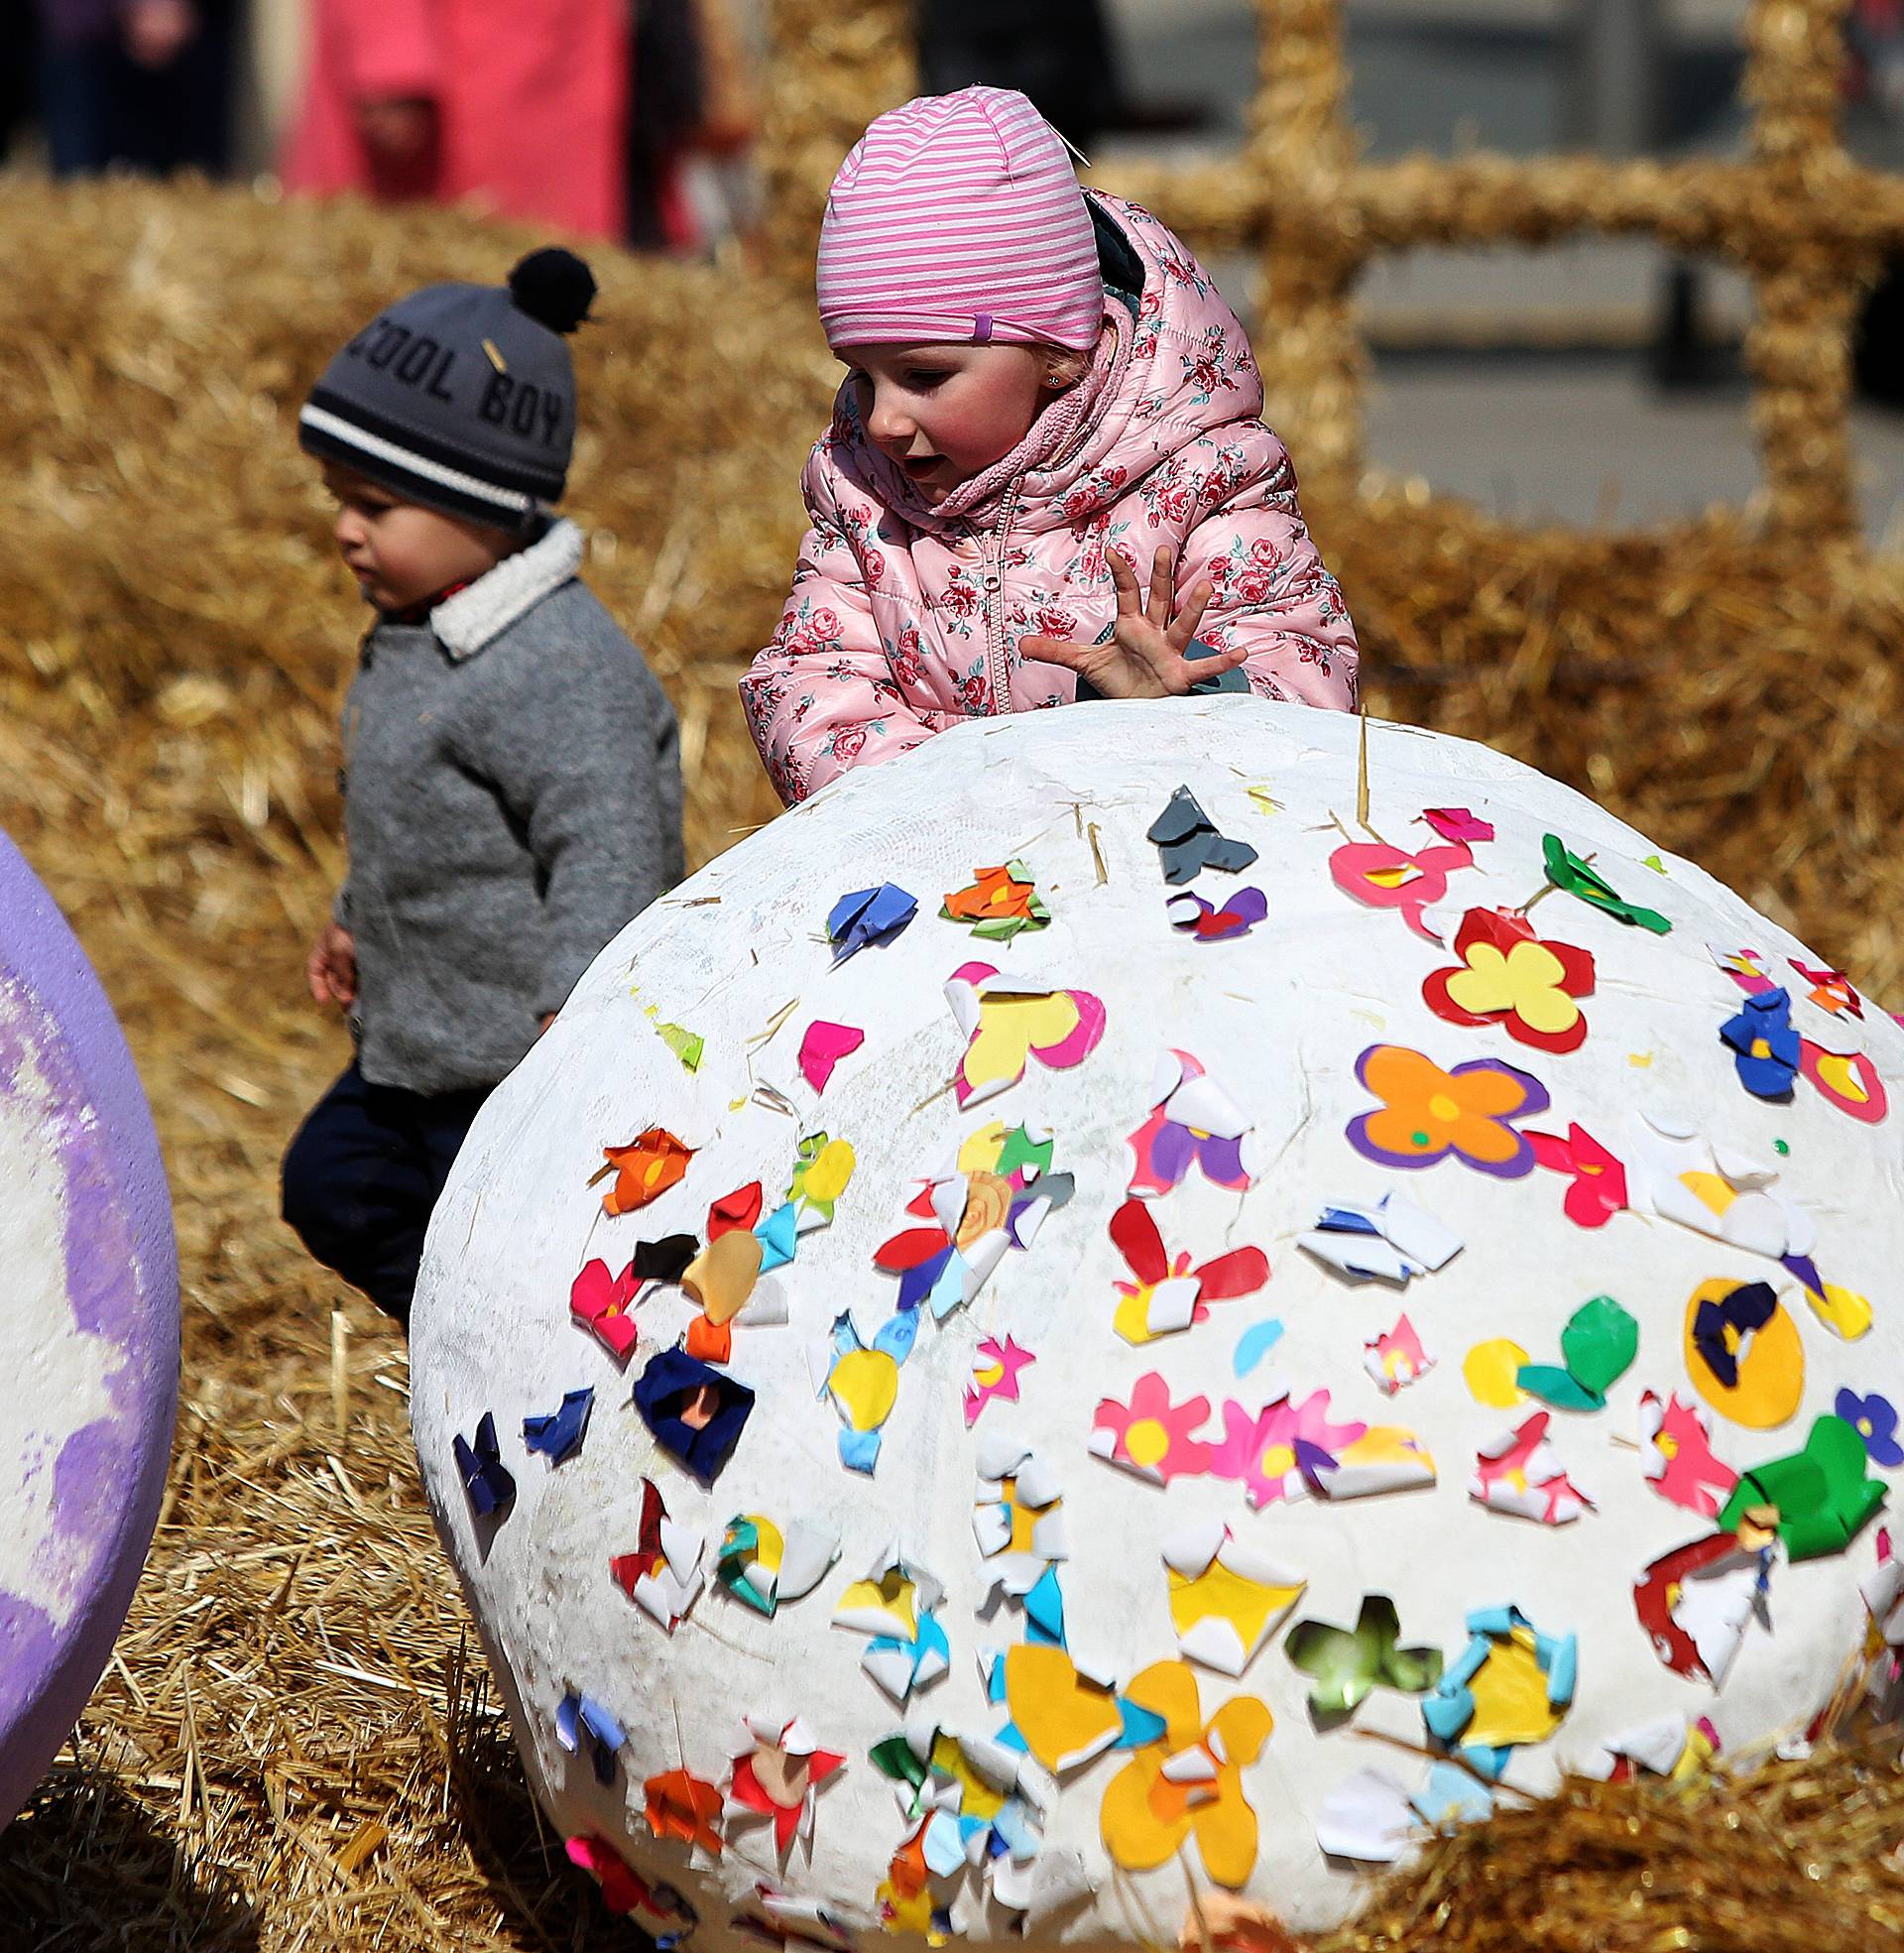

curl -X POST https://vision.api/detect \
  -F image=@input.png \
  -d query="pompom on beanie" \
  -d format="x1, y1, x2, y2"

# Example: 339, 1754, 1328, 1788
817, 86, 1105, 353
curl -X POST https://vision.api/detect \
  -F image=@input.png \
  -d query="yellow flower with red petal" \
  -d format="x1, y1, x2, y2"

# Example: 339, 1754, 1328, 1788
1423, 908, 1595, 1054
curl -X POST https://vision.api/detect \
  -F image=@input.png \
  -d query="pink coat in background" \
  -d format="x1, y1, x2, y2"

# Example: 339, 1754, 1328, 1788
741, 194, 1359, 807
283, 0, 628, 240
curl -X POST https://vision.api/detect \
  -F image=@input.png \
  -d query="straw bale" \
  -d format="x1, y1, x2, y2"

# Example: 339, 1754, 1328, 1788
4, 173, 1904, 1947
755, 0, 914, 281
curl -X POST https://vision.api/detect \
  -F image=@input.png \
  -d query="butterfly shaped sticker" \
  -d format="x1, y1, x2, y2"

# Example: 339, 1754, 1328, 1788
943, 962, 1106, 1107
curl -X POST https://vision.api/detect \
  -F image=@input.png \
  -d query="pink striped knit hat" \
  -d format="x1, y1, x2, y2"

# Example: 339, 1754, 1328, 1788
817, 87, 1105, 353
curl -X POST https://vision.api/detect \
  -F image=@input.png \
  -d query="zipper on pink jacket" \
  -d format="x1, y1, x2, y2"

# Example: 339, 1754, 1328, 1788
981, 486, 1023, 714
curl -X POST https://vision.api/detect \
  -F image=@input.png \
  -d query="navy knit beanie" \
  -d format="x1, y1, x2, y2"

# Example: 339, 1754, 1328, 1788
299, 248, 598, 531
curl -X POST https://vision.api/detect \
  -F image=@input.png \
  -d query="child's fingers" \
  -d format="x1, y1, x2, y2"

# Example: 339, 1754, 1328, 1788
1019, 632, 1090, 671
1186, 640, 1251, 684
1106, 549, 1140, 615
1168, 577, 1216, 650
1146, 547, 1175, 630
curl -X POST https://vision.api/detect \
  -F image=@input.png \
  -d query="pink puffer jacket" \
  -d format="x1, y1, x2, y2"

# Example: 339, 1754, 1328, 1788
741, 194, 1359, 806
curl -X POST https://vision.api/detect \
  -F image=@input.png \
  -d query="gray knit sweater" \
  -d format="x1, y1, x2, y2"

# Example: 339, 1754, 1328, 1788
335, 520, 684, 1094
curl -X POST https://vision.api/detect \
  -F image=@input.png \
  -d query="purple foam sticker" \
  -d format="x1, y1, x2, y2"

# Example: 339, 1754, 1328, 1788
0, 832, 178, 1828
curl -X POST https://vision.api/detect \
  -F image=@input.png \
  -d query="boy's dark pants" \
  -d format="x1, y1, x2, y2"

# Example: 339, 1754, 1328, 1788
281, 1064, 490, 1327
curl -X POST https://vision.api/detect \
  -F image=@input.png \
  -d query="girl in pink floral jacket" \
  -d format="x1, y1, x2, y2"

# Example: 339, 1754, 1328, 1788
740, 85, 1358, 806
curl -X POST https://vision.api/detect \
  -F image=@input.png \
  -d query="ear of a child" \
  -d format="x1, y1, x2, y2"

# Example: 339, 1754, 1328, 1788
1041, 345, 1092, 392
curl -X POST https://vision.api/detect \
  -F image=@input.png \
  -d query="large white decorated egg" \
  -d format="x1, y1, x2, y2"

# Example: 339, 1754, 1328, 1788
412, 699, 1901, 1943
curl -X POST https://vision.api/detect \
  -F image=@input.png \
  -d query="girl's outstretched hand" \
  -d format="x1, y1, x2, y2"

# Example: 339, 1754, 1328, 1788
1019, 546, 1245, 698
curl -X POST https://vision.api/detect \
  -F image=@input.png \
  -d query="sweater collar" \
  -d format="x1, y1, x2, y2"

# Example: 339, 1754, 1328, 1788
429, 519, 584, 660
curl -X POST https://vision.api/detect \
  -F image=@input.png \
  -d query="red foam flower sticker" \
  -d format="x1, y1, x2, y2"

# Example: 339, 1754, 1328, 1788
1108, 1197, 1268, 1344
708, 1181, 765, 1239
1526, 1122, 1627, 1228
1423, 908, 1595, 1054
1790, 958, 1862, 1019
608, 1478, 671, 1597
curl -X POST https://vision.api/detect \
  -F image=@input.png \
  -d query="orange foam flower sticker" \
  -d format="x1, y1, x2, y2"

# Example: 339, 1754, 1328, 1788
1346, 1044, 1547, 1179
644, 1766, 725, 1855
601, 1128, 694, 1215
941, 863, 1047, 941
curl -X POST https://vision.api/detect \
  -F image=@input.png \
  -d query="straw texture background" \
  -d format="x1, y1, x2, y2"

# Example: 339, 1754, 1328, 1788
5, 0, 1904, 1925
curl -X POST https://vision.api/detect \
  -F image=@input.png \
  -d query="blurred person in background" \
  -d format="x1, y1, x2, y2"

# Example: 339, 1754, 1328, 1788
624, 0, 703, 252
3, 2, 39, 158
916, 0, 1121, 151
915, 0, 1207, 152
1852, 0, 1904, 116
35, 0, 238, 177
281, 0, 628, 238
1850, 0, 1904, 404
624, 0, 759, 254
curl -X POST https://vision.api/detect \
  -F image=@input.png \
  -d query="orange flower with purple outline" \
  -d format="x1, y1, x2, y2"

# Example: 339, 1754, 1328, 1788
1347, 1045, 1548, 1179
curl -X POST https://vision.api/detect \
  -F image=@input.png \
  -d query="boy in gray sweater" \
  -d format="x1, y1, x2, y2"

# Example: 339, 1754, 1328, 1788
283, 248, 684, 1327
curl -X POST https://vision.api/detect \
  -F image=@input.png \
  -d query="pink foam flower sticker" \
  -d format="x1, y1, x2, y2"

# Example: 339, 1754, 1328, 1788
1329, 838, 1474, 942
1421, 807, 1494, 844
565, 1835, 682, 1927
1799, 1040, 1889, 1125
1090, 1372, 1215, 1484
1127, 1048, 1255, 1196
571, 1257, 642, 1361
963, 1335, 1035, 1427
1638, 1390, 1738, 1520
1470, 1410, 1593, 1526
1364, 1314, 1435, 1395
1710, 945, 1775, 996
1213, 1390, 1368, 1510
798, 1020, 865, 1094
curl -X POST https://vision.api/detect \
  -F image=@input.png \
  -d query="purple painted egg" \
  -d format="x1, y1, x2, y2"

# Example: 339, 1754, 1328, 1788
0, 833, 178, 1827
